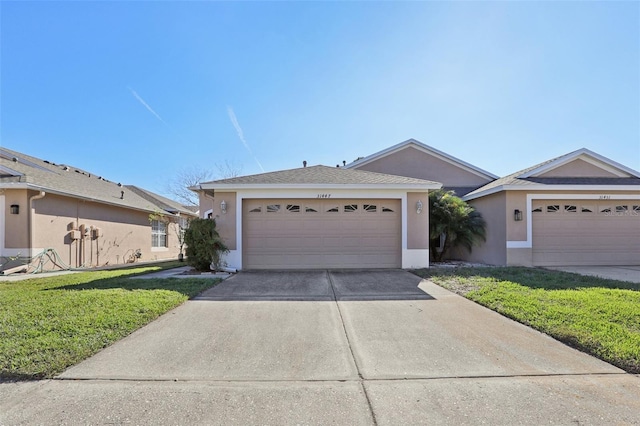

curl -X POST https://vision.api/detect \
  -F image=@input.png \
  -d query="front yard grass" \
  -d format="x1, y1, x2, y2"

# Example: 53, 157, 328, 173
412, 267, 640, 374
0, 263, 220, 380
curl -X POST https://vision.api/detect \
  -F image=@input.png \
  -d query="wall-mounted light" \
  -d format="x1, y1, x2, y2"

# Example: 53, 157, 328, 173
10, 204, 19, 214
514, 209, 523, 221
220, 200, 227, 214
416, 200, 423, 214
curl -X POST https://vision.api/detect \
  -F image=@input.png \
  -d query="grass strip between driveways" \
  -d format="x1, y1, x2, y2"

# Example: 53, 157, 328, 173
412, 267, 640, 374
0, 262, 221, 380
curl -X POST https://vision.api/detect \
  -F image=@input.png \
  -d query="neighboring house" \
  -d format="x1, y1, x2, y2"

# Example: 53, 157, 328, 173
462, 149, 640, 267
346, 139, 498, 196
195, 139, 639, 270
196, 165, 440, 270
0, 147, 196, 272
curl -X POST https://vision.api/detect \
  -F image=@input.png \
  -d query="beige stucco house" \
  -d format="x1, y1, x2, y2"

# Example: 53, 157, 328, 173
196, 139, 638, 270
196, 165, 440, 270
462, 149, 640, 266
0, 147, 196, 272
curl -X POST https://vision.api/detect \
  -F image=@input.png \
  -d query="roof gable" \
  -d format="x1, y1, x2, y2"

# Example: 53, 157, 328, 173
463, 148, 640, 200
519, 148, 638, 179
346, 139, 498, 181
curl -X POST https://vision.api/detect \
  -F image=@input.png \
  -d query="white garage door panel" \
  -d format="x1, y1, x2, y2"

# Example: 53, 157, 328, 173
532, 201, 640, 266
243, 199, 401, 269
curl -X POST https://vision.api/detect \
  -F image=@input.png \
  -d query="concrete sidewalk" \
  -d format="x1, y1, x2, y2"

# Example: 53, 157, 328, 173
2, 270, 639, 425
547, 265, 640, 284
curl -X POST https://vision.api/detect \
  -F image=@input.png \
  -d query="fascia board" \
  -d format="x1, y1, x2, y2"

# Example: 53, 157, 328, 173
197, 183, 443, 191
463, 184, 640, 201
346, 139, 499, 180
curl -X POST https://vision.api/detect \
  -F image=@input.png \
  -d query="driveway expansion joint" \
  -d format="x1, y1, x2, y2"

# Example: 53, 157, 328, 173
326, 270, 379, 426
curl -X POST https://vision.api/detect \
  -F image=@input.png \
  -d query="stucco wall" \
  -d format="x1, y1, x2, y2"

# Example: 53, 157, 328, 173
199, 191, 237, 250
464, 192, 507, 265
3, 189, 29, 249
27, 193, 182, 269
355, 146, 491, 188
538, 159, 620, 178
407, 192, 429, 249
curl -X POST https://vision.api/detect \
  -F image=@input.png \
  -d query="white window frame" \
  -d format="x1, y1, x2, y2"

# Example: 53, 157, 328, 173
151, 219, 168, 248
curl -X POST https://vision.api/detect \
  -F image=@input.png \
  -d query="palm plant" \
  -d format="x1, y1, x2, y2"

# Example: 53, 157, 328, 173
429, 189, 486, 262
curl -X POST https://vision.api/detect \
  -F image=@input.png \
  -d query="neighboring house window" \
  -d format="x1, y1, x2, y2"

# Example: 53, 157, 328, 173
152, 220, 167, 248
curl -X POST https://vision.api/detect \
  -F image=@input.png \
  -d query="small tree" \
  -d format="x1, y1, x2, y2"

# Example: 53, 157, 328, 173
429, 189, 486, 262
184, 218, 229, 271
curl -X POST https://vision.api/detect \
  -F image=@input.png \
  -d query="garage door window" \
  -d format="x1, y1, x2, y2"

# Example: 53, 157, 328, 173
634, 206, 640, 213
581, 206, 593, 213
344, 204, 358, 213
382, 206, 395, 212
249, 207, 261, 213
564, 205, 577, 213
286, 204, 300, 213
267, 204, 281, 213
600, 206, 612, 214
326, 206, 339, 213
616, 205, 628, 213
532, 205, 542, 213
547, 205, 560, 213
364, 204, 377, 212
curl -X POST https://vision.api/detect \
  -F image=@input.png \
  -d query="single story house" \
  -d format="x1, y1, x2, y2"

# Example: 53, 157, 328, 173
462, 148, 640, 267
196, 165, 441, 270
0, 147, 196, 272
197, 139, 639, 269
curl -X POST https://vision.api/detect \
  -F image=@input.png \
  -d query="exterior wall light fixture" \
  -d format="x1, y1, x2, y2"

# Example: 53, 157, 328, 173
220, 200, 227, 214
10, 204, 19, 214
514, 209, 523, 221
416, 200, 423, 214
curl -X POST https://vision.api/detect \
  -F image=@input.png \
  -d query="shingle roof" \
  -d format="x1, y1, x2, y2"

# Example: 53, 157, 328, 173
199, 165, 441, 187
0, 147, 188, 215
464, 151, 640, 200
125, 186, 197, 216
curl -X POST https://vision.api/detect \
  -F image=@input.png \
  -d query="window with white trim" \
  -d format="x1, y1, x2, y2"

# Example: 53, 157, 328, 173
151, 220, 167, 248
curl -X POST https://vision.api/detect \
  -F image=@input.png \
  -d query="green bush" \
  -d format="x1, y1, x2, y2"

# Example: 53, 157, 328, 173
184, 218, 229, 271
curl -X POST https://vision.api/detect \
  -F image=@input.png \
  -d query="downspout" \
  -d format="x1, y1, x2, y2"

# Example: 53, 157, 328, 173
28, 191, 46, 260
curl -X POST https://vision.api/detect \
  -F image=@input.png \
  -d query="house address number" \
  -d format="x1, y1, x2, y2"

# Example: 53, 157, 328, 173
317, 194, 332, 198
599, 195, 611, 200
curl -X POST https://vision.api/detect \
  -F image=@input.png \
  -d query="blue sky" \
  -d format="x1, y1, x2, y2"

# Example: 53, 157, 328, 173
2, 1, 639, 197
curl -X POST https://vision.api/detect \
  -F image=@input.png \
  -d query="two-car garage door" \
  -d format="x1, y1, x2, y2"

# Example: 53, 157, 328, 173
532, 200, 640, 266
243, 199, 401, 269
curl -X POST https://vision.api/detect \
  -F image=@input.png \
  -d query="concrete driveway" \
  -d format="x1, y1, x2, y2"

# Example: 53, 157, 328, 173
2, 270, 639, 425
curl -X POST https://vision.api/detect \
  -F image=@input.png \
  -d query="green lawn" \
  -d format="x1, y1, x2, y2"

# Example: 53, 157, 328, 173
0, 263, 220, 380
413, 267, 640, 374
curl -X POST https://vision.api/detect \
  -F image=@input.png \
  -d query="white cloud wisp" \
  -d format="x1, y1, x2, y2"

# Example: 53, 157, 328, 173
227, 106, 265, 172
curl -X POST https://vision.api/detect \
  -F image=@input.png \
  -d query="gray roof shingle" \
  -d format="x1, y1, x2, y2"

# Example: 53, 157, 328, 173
200, 165, 441, 187
0, 147, 190, 216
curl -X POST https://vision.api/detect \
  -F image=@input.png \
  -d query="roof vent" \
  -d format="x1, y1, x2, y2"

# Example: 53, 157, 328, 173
117, 183, 122, 187
343, 160, 346, 166
120, 191, 124, 200
303, 161, 307, 168
62, 166, 69, 171
12, 157, 17, 162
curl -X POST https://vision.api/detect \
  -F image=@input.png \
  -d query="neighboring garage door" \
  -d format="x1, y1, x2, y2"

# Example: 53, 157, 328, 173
243, 199, 401, 269
532, 200, 640, 266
